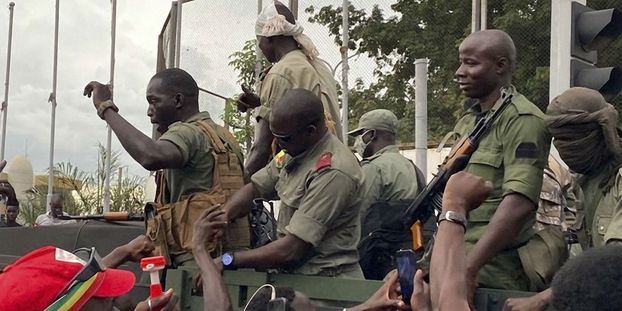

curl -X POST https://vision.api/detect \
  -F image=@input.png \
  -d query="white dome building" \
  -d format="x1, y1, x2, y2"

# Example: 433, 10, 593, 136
6, 155, 34, 202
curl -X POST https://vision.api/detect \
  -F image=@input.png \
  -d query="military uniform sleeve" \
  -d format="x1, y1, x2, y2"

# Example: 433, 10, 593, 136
250, 160, 280, 201
285, 169, 358, 247
604, 170, 622, 243
256, 73, 294, 121
159, 122, 208, 165
501, 114, 551, 205
360, 162, 382, 212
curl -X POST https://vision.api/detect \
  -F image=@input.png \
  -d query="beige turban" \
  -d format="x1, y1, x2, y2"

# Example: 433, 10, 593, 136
255, 1, 319, 60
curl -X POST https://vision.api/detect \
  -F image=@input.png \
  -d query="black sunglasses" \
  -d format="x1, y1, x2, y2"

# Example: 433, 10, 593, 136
54, 247, 107, 301
270, 119, 320, 143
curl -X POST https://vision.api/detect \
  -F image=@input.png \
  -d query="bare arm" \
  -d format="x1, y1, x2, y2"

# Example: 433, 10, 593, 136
227, 234, 311, 270
466, 193, 534, 282
102, 235, 155, 269
193, 209, 233, 311
223, 183, 259, 220
84, 81, 184, 171
102, 109, 184, 171
431, 220, 471, 310
431, 172, 492, 311
244, 118, 273, 179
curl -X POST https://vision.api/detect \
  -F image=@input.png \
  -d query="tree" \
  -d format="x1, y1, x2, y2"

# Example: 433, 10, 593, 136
306, 0, 553, 142
226, 39, 270, 151
18, 144, 146, 226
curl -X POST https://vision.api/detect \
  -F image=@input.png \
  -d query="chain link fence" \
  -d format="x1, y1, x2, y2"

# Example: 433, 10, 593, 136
154, 1, 622, 146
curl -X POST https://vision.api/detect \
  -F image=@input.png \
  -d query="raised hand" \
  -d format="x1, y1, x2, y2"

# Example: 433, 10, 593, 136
192, 206, 228, 251
443, 171, 493, 215
237, 84, 260, 112
83, 81, 112, 108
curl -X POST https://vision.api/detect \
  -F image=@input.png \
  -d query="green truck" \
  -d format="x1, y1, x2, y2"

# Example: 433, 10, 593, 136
0, 220, 534, 310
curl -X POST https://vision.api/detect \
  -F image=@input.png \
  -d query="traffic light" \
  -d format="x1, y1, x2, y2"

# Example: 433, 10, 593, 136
571, 1, 622, 100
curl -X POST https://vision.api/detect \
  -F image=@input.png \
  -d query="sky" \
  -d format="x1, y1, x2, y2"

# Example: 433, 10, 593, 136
0, 0, 392, 180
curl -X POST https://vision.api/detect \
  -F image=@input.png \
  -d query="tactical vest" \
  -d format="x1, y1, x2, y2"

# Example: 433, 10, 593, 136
146, 119, 250, 266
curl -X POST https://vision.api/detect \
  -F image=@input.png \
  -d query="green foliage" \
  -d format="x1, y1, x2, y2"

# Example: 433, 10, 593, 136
18, 144, 145, 226
226, 39, 270, 151
306, 0, 554, 142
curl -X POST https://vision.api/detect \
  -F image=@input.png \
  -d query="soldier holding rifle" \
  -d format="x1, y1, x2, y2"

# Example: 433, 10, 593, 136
450, 30, 551, 298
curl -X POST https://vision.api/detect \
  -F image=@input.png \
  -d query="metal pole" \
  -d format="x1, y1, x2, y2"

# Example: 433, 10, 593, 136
117, 166, 122, 196
415, 59, 428, 182
103, 0, 117, 213
1, 3, 15, 160
47, 0, 60, 211
549, 0, 584, 99
340, 0, 349, 142
288, 0, 298, 20
175, 0, 183, 67
255, 0, 263, 87
471, 0, 481, 33
480, 0, 487, 30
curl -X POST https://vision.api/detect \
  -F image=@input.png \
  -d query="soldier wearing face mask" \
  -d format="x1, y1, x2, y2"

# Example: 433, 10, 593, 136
349, 109, 427, 280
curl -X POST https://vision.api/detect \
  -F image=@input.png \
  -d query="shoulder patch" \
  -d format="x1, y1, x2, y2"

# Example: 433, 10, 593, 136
515, 142, 539, 159
274, 150, 286, 168
316, 152, 333, 171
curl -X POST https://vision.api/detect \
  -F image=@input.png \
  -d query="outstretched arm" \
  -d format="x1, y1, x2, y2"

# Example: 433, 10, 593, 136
83, 81, 184, 171
224, 234, 311, 270
431, 172, 492, 310
102, 235, 155, 269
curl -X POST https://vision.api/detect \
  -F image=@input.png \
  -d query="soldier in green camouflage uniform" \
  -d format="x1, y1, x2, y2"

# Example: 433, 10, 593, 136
535, 156, 570, 232
219, 89, 363, 278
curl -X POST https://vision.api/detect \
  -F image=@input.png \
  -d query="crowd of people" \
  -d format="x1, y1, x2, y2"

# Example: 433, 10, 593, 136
0, 1, 621, 310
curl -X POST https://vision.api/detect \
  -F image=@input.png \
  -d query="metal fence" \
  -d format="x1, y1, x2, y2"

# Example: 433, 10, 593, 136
158, 0, 558, 145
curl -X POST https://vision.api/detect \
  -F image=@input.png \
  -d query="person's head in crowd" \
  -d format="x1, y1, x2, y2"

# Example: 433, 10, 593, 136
0, 246, 135, 311
50, 193, 65, 218
270, 89, 327, 157
455, 29, 516, 101
6, 205, 18, 225
146, 68, 200, 133
348, 109, 399, 158
245, 285, 314, 311
0, 172, 18, 207
255, 1, 319, 62
545, 87, 622, 175
550, 245, 622, 311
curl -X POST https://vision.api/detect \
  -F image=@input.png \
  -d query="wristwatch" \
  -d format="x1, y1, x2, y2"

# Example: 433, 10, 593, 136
221, 252, 235, 269
437, 210, 468, 231
97, 99, 119, 120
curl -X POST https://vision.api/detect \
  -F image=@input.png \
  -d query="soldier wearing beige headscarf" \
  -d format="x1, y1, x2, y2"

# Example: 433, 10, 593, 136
237, 1, 342, 179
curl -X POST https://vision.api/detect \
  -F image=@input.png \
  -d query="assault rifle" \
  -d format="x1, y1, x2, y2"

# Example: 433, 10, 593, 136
402, 88, 514, 240
57, 211, 144, 221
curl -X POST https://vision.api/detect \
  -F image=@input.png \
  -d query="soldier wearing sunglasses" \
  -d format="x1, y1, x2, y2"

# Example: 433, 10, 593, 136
216, 89, 364, 278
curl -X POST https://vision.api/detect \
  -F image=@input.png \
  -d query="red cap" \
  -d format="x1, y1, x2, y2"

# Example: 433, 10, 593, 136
0, 246, 136, 311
